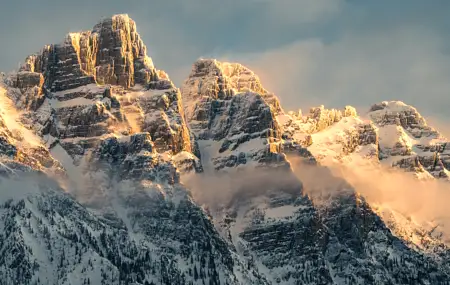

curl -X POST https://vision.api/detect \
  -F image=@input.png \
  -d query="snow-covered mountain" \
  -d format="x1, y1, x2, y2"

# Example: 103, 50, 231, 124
1, 14, 450, 285
180, 58, 450, 284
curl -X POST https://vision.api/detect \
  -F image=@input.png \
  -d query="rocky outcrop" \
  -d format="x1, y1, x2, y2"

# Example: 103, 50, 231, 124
297, 105, 358, 134
113, 86, 192, 154
182, 59, 281, 117
0, 86, 64, 176
5, 71, 46, 111
306, 105, 345, 133
20, 14, 171, 92
90, 132, 181, 184
278, 105, 374, 163
369, 101, 435, 136
7, 15, 195, 176
279, 105, 359, 144
369, 101, 450, 179
182, 59, 284, 171
11, 71, 44, 90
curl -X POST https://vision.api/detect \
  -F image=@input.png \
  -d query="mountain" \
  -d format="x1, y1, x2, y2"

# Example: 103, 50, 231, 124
278, 100, 450, 180
1, 14, 450, 285
0, 15, 258, 285
180, 58, 450, 284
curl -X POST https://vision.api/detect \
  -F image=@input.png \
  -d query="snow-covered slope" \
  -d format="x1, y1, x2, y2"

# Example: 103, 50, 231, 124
0, 164, 261, 285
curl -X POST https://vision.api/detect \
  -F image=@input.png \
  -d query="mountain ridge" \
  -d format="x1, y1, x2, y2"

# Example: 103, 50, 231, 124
1, 14, 450, 285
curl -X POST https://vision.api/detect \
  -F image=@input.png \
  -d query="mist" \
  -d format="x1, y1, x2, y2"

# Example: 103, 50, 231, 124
224, 26, 450, 121
182, 166, 302, 211
0, 170, 63, 202
289, 156, 450, 240
182, 151, 450, 244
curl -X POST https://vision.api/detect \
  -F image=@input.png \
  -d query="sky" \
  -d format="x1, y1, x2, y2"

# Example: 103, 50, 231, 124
1, 0, 449, 120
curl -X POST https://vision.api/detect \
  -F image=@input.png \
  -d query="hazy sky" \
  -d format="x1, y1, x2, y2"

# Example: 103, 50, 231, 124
1, 0, 449, 119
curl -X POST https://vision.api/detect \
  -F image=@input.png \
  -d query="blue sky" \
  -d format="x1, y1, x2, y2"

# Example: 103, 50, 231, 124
1, 0, 449, 121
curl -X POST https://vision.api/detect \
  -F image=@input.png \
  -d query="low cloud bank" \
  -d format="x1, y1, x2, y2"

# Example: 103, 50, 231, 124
183, 153, 450, 241
183, 166, 302, 210
290, 156, 450, 238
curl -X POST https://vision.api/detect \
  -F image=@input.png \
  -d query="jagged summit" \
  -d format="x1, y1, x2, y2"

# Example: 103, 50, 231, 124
279, 98, 450, 180
369, 100, 410, 112
364, 100, 450, 179
368, 100, 441, 137
4, 14, 196, 175
187, 58, 268, 94
183, 58, 282, 118
20, 14, 170, 92
181, 58, 289, 172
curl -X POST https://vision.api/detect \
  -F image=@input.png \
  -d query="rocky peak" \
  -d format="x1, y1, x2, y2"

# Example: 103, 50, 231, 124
181, 59, 286, 171
3, 14, 196, 179
367, 101, 450, 179
280, 99, 449, 180
278, 104, 360, 156
306, 105, 358, 133
20, 14, 170, 92
368, 101, 439, 138
0, 85, 64, 175
188, 59, 266, 94
183, 59, 282, 121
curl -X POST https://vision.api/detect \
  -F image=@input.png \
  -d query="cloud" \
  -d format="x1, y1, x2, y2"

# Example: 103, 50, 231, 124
224, 26, 450, 119
183, 166, 302, 210
255, 0, 344, 24
182, 151, 450, 243
289, 156, 450, 242
0, 171, 63, 202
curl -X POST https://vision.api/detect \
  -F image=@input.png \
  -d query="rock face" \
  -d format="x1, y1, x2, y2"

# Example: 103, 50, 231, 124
20, 14, 169, 92
5, 71, 46, 111
0, 169, 253, 285
7, 14, 196, 174
368, 101, 450, 179
182, 59, 285, 171
2, 14, 450, 285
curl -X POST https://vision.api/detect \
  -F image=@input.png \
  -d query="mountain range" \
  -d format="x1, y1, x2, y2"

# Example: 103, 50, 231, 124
1, 14, 450, 285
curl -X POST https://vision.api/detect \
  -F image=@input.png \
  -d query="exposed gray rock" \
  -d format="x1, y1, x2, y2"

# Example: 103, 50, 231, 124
369, 101, 438, 137
20, 14, 171, 92
369, 101, 450, 179
9, 15, 195, 172
5, 71, 46, 111
182, 59, 284, 171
